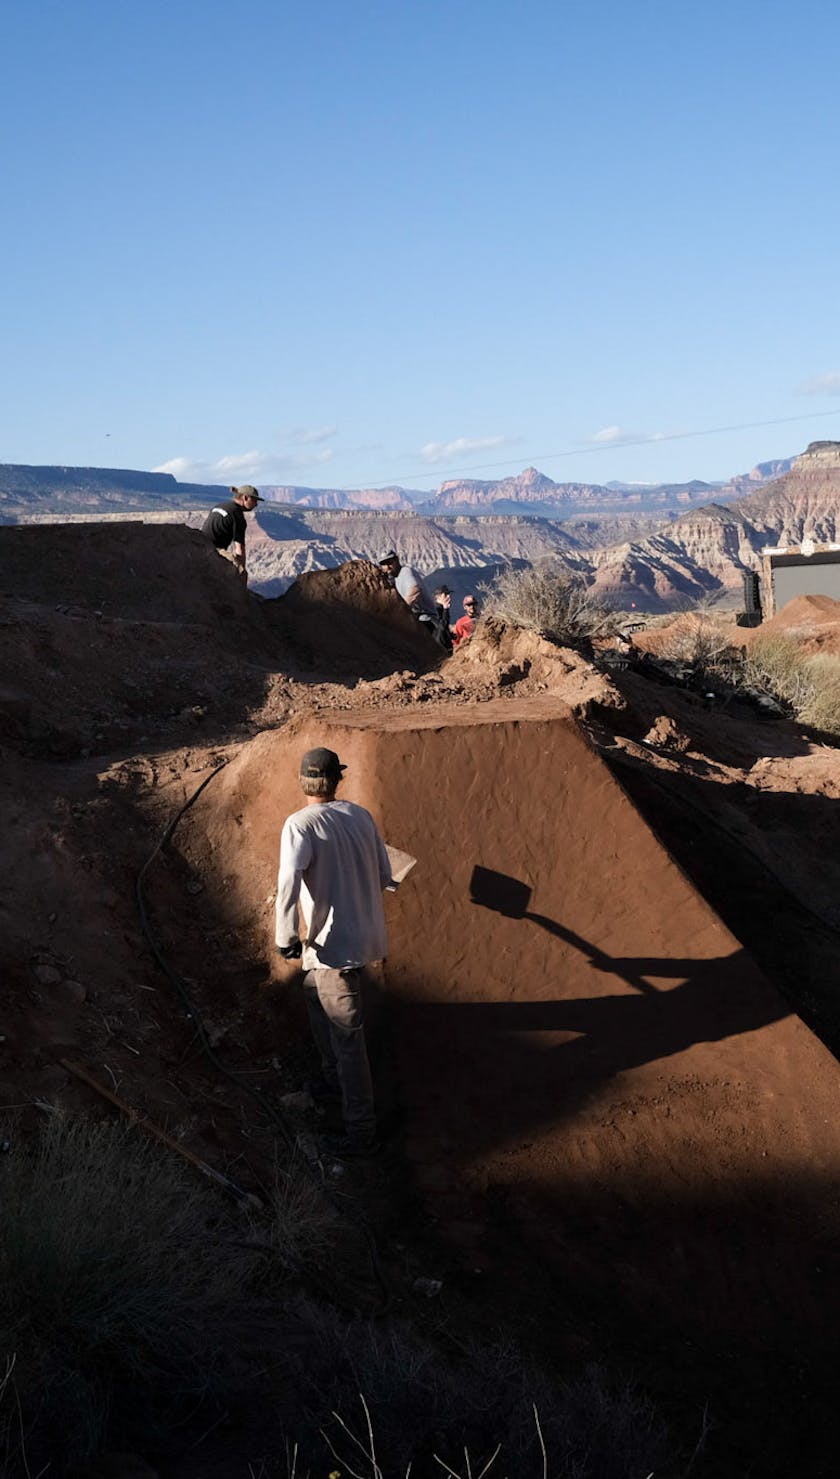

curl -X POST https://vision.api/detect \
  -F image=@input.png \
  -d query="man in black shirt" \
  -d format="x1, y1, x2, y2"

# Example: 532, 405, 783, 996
202, 484, 264, 580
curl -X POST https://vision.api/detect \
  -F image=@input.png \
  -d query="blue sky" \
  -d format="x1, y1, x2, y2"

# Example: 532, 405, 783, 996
2, 0, 840, 491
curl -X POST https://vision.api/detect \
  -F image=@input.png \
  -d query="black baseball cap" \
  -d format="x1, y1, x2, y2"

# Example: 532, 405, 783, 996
231, 484, 264, 501
300, 747, 347, 780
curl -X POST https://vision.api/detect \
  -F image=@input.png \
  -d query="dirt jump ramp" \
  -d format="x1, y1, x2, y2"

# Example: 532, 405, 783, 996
198, 698, 840, 1361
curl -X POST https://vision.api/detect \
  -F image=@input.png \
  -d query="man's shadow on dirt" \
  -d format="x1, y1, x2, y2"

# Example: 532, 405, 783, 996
392, 865, 789, 1152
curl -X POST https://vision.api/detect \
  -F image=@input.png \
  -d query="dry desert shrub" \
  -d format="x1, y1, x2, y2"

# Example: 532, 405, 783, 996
798, 651, 840, 733
264, 1146, 342, 1276
266, 1309, 672, 1479
655, 611, 738, 668
0, 1120, 673, 1479
480, 565, 617, 645
742, 633, 816, 711
741, 634, 840, 735
0, 1115, 269, 1473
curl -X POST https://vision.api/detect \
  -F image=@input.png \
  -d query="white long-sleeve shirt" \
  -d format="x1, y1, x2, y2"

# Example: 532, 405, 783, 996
275, 800, 392, 970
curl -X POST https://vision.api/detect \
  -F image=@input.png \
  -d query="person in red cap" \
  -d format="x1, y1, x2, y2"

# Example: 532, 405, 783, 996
452, 594, 479, 649
275, 747, 394, 1158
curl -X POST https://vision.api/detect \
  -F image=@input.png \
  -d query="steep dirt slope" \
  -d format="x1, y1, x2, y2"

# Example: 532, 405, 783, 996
181, 703, 840, 1474
0, 526, 439, 754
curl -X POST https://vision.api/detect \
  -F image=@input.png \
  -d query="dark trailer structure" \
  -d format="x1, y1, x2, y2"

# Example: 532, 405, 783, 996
760, 542, 840, 617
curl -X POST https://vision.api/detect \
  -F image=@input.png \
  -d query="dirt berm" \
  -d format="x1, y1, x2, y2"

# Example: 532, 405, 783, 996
183, 700, 840, 1435
0, 525, 436, 754
5, 523, 840, 1472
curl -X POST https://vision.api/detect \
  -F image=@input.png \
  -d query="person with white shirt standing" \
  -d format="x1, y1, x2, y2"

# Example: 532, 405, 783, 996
275, 746, 394, 1158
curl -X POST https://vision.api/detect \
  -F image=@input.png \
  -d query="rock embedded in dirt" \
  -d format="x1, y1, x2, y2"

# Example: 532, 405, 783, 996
63, 979, 87, 1004
643, 715, 691, 751
497, 659, 530, 686
412, 1276, 444, 1297
279, 1089, 314, 1111
32, 962, 62, 986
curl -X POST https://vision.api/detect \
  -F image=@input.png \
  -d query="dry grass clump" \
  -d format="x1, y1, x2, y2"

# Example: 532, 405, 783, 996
480, 565, 618, 646
797, 651, 840, 732
0, 1119, 674, 1478
743, 634, 840, 735
644, 616, 840, 737
265, 1146, 342, 1276
655, 612, 740, 668
269, 1316, 673, 1479
742, 633, 816, 709
0, 1115, 268, 1474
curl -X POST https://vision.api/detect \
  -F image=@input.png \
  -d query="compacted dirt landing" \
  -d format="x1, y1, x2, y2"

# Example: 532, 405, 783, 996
186, 702, 840, 1477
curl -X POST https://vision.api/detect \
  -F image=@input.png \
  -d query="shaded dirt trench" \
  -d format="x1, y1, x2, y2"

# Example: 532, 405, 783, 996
183, 697, 840, 1474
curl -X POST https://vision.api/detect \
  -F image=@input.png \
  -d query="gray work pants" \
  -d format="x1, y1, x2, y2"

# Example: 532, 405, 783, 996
303, 967, 377, 1145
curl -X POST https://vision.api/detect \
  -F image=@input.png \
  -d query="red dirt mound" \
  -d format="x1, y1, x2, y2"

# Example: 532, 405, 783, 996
275, 560, 439, 675
0, 529, 440, 755
771, 592, 840, 625
0, 523, 271, 754
752, 592, 840, 654
449, 615, 619, 709
0, 521, 254, 624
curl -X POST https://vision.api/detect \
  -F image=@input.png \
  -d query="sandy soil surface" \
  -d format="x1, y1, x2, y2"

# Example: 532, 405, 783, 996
4, 523, 840, 1476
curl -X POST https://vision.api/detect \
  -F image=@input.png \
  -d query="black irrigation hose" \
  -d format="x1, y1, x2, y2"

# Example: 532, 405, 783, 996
135, 759, 391, 1313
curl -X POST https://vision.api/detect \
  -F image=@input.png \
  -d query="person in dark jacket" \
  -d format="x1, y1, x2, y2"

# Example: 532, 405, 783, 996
432, 585, 454, 653
202, 485, 263, 581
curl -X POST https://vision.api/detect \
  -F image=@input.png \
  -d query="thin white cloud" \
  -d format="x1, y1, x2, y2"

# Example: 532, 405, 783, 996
592, 425, 639, 445
798, 371, 840, 397
274, 424, 338, 447
152, 447, 335, 484
211, 450, 268, 478
153, 456, 195, 478
590, 425, 668, 445
419, 435, 512, 465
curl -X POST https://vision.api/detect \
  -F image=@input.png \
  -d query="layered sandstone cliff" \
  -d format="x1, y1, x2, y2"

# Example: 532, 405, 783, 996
590, 443, 840, 608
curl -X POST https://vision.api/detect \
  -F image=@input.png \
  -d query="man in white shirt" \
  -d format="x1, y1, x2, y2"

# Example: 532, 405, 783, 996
275, 746, 393, 1157
377, 549, 434, 621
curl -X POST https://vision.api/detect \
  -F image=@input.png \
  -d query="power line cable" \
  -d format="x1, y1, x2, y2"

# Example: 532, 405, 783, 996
362, 407, 840, 491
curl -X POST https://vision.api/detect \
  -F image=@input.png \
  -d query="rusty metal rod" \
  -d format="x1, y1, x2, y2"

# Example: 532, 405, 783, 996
60, 1058, 261, 1209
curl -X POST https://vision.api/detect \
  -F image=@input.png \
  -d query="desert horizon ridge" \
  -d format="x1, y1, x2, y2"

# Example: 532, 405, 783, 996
5, 439, 839, 612
0, 446, 795, 514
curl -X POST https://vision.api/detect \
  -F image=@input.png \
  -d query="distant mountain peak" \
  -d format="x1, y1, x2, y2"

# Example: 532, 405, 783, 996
517, 465, 554, 487
795, 440, 840, 468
